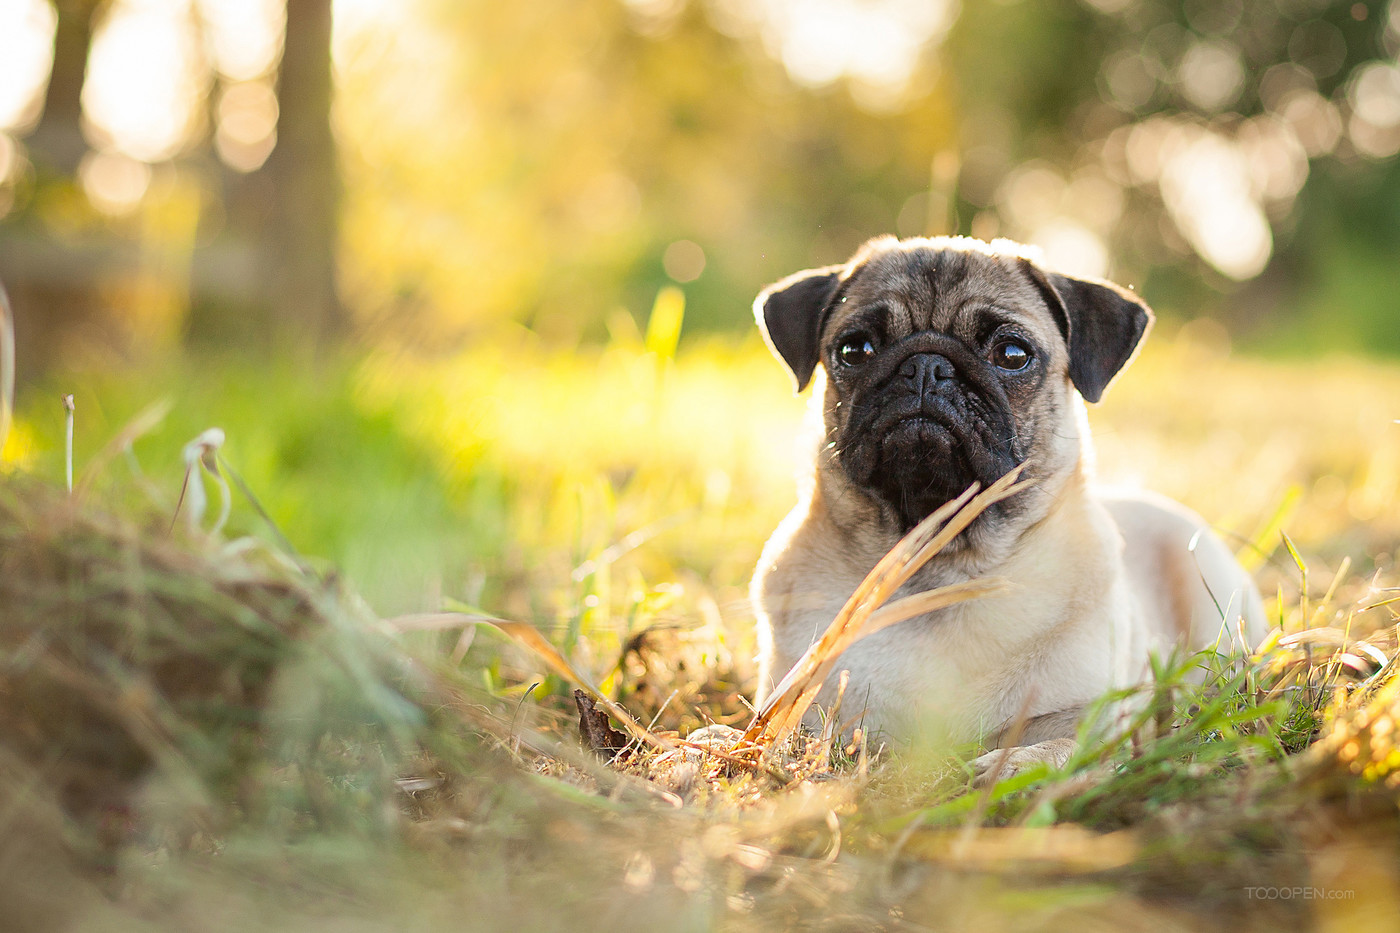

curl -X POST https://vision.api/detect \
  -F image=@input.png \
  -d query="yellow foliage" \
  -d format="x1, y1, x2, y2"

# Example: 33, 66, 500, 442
0, 417, 35, 471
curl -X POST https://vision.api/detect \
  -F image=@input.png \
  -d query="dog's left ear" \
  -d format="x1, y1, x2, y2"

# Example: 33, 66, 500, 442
1023, 262, 1153, 404
754, 265, 844, 392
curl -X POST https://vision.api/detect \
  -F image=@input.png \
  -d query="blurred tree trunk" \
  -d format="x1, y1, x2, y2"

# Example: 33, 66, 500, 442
1, 0, 108, 381
189, 0, 346, 352
261, 0, 345, 347
28, 0, 105, 176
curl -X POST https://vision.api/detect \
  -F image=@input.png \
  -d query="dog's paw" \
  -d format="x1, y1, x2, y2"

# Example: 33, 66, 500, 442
971, 738, 1076, 787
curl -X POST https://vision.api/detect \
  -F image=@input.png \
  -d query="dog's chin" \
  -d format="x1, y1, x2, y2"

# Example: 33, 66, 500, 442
863, 418, 984, 530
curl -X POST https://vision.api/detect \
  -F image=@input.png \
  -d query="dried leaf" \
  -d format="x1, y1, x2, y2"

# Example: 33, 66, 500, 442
575, 689, 629, 760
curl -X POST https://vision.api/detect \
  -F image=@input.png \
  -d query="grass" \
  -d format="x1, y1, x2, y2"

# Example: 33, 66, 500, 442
2, 325, 1400, 931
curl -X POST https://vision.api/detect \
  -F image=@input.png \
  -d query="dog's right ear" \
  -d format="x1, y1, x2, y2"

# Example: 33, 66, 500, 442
754, 265, 844, 393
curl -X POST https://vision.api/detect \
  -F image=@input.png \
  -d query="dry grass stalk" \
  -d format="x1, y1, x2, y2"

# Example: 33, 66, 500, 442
1253, 624, 1396, 707
63, 394, 75, 493
487, 619, 678, 751
386, 611, 675, 753
738, 465, 1032, 752
1299, 674, 1400, 791
74, 399, 173, 500
172, 428, 230, 535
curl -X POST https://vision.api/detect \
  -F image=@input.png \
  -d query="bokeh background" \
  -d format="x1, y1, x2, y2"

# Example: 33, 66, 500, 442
8, 9, 1400, 928
2, 0, 1399, 644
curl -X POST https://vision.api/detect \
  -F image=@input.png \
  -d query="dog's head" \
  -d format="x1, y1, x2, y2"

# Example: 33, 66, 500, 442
756, 236, 1152, 531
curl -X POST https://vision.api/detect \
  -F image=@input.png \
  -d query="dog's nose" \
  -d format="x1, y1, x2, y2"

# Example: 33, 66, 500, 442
897, 353, 956, 396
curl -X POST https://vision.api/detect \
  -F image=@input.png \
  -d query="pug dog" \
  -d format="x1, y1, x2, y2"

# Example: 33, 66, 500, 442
751, 235, 1265, 778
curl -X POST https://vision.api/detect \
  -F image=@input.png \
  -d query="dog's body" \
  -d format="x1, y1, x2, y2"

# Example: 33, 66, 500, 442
751, 236, 1264, 772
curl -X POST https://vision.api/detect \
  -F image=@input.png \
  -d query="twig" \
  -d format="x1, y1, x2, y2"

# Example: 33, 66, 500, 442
464, 614, 675, 752
672, 739, 781, 775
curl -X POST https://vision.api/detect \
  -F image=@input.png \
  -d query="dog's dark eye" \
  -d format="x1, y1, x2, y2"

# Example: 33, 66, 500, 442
990, 339, 1032, 372
837, 335, 877, 367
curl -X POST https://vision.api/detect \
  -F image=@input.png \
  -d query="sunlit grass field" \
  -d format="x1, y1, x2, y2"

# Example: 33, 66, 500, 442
11, 321, 1397, 622
4, 321, 1400, 931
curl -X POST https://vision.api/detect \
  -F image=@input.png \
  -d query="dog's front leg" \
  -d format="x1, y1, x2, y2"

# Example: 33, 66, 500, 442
970, 705, 1084, 786
971, 738, 1076, 785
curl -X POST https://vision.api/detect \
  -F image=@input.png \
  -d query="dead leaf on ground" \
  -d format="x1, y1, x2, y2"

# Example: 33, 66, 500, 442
575, 689, 629, 761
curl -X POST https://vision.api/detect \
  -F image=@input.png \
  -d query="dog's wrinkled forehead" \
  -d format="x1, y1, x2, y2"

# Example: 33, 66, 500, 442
827, 243, 1054, 343
755, 234, 1152, 402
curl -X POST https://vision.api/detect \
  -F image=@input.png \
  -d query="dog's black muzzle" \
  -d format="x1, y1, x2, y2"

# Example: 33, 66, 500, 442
837, 333, 1022, 528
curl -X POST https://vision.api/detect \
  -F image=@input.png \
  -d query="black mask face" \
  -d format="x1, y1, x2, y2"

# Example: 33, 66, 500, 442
829, 329, 1026, 529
